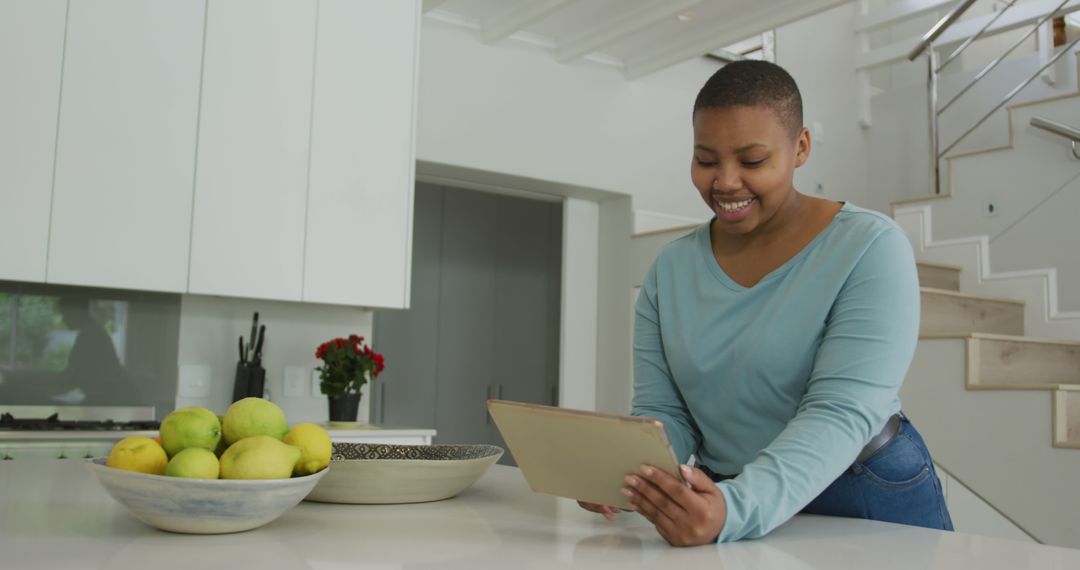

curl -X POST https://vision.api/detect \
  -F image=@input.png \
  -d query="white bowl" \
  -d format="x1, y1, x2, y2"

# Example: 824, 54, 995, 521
305, 443, 503, 504
87, 457, 326, 534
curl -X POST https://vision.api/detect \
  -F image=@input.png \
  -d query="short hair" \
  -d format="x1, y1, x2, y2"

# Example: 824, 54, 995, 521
692, 60, 803, 137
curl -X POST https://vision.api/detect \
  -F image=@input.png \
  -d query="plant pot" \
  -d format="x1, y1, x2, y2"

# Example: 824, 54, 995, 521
327, 392, 362, 423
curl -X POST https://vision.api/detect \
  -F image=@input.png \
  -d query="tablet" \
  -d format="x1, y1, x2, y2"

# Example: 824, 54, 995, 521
487, 399, 682, 508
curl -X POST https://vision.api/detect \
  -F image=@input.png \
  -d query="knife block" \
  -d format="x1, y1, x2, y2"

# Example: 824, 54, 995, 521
231, 362, 266, 403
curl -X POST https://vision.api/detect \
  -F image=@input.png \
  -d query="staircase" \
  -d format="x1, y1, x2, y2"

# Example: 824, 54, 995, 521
891, 57, 1080, 544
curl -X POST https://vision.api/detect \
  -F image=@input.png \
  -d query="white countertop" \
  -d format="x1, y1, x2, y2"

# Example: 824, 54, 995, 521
1, 461, 1078, 569
0, 425, 435, 442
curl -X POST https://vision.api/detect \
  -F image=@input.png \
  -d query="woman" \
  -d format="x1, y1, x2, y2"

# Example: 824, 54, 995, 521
581, 60, 952, 545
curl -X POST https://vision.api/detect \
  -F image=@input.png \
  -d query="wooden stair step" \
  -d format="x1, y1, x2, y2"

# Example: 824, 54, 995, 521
1054, 390, 1080, 449
917, 261, 961, 291
919, 333, 1080, 390
920, 288, 1025, 337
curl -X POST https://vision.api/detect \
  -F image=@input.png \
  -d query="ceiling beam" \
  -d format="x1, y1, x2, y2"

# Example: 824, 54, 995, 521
554, 0, 703, 64
479, 0, 573, 45
421, 0, 448, 14
855, 0, 954, 33
623, 0, 850, 80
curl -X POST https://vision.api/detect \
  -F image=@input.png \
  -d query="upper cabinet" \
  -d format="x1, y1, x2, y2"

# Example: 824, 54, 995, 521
3, 0, 418, 308
187, 0, 317, 301
0, 0, 66, 283
303, 0, 419, 308
47, 0, 205, 292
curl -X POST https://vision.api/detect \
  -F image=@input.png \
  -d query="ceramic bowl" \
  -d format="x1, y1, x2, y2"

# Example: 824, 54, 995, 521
305, 443, 503, 504
87, 457, 327, 534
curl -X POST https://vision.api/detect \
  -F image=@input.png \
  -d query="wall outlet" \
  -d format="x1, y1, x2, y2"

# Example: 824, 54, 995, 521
284, 367, 308, 398
178, 365, 211, 398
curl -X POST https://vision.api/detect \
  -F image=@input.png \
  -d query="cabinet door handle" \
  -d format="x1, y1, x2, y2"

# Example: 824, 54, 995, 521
377, 383, 386, 424
485, 385, 493, 424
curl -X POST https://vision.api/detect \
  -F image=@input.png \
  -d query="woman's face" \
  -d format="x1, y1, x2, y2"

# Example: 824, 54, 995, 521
690, 105, 810, 237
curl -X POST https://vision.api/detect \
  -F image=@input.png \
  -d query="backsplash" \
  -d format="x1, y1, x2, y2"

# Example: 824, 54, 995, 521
0, 280, 377, 424
0, 280, 180, 415
177, 295, 374, 424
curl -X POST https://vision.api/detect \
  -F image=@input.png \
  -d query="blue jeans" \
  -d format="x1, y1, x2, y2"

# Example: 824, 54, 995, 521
800, 416, 954, 531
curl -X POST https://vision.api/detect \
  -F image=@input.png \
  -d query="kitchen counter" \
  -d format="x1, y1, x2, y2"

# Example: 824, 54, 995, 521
0, 425, 435, 442
2, 461, 1078, 569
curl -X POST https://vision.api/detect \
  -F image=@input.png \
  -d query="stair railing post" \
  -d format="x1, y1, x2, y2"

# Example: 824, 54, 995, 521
928, 46, 941, 195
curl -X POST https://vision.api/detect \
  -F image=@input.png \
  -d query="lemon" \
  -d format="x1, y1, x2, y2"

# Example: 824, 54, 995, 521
222, 398, 289, 445
165, 447, 221, 479
107, 436, 168, 475
282, 423, 332, 476
219, 436, 301, 480
159, 406, 222, 457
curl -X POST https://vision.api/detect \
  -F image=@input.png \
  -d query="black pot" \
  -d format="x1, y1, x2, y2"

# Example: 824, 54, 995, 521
327, 392, 362, 423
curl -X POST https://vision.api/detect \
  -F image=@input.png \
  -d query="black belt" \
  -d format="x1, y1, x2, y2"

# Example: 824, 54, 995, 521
700, 413, 904, 482
855, 413, 902, 464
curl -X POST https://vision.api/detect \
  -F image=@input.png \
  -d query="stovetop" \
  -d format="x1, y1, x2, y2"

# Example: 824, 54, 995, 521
0, 413, 160, 431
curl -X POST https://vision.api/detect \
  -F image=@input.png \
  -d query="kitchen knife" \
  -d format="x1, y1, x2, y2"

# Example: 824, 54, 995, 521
252, 324, 266, 367
238, 335, 246, 364
248, 312, 259, 356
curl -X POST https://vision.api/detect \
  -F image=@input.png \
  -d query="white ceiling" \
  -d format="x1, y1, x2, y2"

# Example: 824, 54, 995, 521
422, 0, 852, 79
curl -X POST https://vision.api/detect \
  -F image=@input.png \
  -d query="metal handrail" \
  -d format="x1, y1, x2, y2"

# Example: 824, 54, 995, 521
937, 0, 1017, 74
939, 34, 1080, 158
908, 0, 978, 61
1031, 116, 1080, 159
938, 0, 1069, 115
910, 0, 1080, 193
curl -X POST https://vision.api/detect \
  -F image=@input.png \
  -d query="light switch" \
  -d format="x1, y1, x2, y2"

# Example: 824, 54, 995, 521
284, 367, 308, 398
178, 365, 211, 398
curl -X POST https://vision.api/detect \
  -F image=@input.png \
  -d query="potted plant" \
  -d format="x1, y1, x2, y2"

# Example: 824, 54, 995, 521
315, 335, 385, 423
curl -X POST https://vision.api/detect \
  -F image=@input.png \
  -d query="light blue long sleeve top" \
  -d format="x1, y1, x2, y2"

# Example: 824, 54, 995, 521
632, 202, 920, 542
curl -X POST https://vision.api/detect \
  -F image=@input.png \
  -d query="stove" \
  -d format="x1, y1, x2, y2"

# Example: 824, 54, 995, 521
0, 413, 160, 431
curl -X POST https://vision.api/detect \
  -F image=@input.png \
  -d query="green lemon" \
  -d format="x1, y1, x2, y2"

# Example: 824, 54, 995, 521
159, 407, 221, 458
282, 423, 332, 476
222, 398, 289, 445
165, 447, 221, 479
219, 436, 301, 480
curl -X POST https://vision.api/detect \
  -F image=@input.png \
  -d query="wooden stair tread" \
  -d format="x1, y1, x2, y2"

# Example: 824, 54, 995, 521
920, 287, 1025, 305
916, 260, 962, 271
919, 333, 1080, 347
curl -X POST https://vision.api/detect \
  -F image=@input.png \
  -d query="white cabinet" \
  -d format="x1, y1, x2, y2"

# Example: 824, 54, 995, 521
47, 0, 204, 292
187, 0, 317, 301
0, 0, 66, 283
302, 0, 419, 308
3, 0, 417, 308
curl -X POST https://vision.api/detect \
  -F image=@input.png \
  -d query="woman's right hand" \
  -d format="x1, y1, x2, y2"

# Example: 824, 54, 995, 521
577, 500, 620, 521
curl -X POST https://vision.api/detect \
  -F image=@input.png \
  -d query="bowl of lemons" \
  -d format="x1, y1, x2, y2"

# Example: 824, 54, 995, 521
88, 398, 330, 534
305, 443, 503, 504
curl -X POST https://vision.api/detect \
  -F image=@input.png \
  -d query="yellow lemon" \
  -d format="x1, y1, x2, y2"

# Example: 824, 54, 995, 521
159, 406, 221, 457
222, 398, 289, 445
165, 447, 220, 479
107, 436, 168, 475
219, 436, 301, 480
282, 423, 332, 476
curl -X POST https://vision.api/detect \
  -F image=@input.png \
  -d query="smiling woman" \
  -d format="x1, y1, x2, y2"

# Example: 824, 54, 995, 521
579, 60, 952, 545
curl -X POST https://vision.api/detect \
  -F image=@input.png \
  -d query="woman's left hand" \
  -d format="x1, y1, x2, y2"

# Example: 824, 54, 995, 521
623, 464, 727, 546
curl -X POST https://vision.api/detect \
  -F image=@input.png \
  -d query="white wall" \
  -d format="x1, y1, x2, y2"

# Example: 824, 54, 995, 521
776, 2, 874, 211
176, 295, 373, 424
416, 18, 717, 231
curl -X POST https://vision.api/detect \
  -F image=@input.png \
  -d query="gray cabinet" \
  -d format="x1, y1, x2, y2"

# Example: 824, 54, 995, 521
373, 184, 562, 461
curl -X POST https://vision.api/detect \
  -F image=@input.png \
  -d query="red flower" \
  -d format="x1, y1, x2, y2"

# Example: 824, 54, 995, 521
314, 333, 387, 394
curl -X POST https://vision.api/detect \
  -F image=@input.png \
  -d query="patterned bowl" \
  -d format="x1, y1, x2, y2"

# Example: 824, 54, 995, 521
87, 457, 327, 534
304, 443, 503, 504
